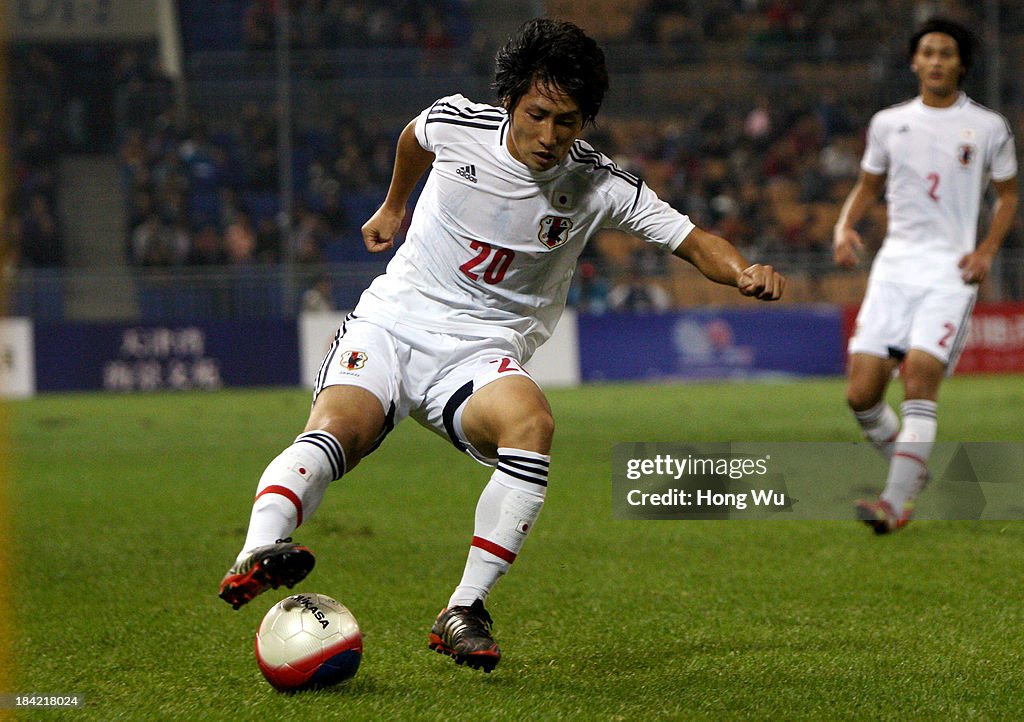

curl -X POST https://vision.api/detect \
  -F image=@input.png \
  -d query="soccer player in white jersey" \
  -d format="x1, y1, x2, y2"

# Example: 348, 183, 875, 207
833, 17, 1018, 534
219, 18, 785, 670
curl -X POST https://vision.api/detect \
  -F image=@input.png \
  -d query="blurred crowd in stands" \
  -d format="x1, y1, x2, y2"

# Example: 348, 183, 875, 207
5, 0, 1024, 311
242, 0, 472, 52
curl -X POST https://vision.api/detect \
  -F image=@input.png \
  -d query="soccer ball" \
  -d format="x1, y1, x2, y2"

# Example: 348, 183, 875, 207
254, 592, 363, 691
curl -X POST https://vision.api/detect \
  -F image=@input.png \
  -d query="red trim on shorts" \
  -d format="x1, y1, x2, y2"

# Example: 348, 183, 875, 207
472, 535, 517, 563
256, 485, 304, 526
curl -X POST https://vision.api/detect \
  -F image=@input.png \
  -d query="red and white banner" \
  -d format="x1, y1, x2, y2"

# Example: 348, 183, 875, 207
957, 303, 1024, 373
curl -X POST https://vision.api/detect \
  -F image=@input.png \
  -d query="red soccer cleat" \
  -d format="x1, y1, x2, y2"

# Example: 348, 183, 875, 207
219, 539, 315, 610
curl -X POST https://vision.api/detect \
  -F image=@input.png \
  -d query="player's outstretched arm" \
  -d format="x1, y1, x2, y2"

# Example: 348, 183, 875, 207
958, 176, 1018, 284
361, 119, 436, 253
673, 227, 785, 301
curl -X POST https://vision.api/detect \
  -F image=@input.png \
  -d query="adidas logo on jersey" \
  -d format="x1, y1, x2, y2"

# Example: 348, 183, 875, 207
456, 164, 478, 183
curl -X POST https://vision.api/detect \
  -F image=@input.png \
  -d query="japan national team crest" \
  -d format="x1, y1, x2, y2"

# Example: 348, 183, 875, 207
538, 215, 573, 249
958, 143, 975, 167
339, 350, 368, 371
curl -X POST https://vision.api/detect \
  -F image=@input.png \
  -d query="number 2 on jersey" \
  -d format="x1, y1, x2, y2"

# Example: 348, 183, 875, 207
926, 172, 940, 202
459, 241, 515, 284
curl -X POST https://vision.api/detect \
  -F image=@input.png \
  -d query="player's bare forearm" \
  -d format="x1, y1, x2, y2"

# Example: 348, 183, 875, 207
832, 226, 863, 268
673, 227, 785, 301
673, 227, 744, 283
833, 170, 884, 268
362, 119, 436, 253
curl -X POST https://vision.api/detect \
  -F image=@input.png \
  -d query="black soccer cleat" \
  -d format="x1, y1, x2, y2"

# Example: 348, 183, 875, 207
219, 539, 315, 610
428, 599, 502, 672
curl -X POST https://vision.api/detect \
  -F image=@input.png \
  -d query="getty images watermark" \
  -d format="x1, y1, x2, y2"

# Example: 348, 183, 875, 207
612, 442, 1024, 520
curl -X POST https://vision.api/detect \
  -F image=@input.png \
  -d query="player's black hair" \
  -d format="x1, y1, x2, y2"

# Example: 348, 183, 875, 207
908, 16, 976, 81
493, 18, 608, 126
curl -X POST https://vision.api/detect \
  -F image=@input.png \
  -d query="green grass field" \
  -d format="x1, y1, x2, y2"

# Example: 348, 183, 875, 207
7, 376, 1024, 720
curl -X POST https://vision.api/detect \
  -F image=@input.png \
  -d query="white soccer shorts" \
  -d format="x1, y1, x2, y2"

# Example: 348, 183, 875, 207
848, 278, 976, 372
312, 315, 539, 465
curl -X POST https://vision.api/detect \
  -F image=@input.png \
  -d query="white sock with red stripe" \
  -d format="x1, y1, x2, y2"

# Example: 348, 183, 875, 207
880, 400, 936, 511
448, 448, 549, 608
853, 401, 900, 459
236, 431, 345, 563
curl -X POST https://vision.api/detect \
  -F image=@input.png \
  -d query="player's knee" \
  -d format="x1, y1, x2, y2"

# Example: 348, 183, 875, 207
845, 386, 880, 413
307, 386, 388, 467
532, 409, 556, 447
502, 407, 555, 453
901, 360, 944, 401
311, 419, 380, 468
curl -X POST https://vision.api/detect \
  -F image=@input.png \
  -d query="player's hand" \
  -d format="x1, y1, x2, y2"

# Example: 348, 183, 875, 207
361, 205, 406, 253
832, 227, 863, 268
738, 264, 785, 301
958, 249, 995, 284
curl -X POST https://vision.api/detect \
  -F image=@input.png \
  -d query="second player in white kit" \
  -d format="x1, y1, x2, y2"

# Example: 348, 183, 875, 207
834, 16, 1018, 533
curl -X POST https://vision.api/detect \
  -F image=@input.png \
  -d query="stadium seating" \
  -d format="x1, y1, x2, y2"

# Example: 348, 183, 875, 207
7, 1, 1023, 324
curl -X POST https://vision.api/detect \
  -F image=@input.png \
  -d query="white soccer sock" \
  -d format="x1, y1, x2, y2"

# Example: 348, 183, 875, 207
448, 448, 549, 608
853, 401, 900, 459
237, 431, 346, 562
880, 400, 936, 512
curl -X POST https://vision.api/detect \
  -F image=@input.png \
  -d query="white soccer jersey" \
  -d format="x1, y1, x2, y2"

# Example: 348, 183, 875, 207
861, 92, 1017, 288
353, 94, 695, 361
